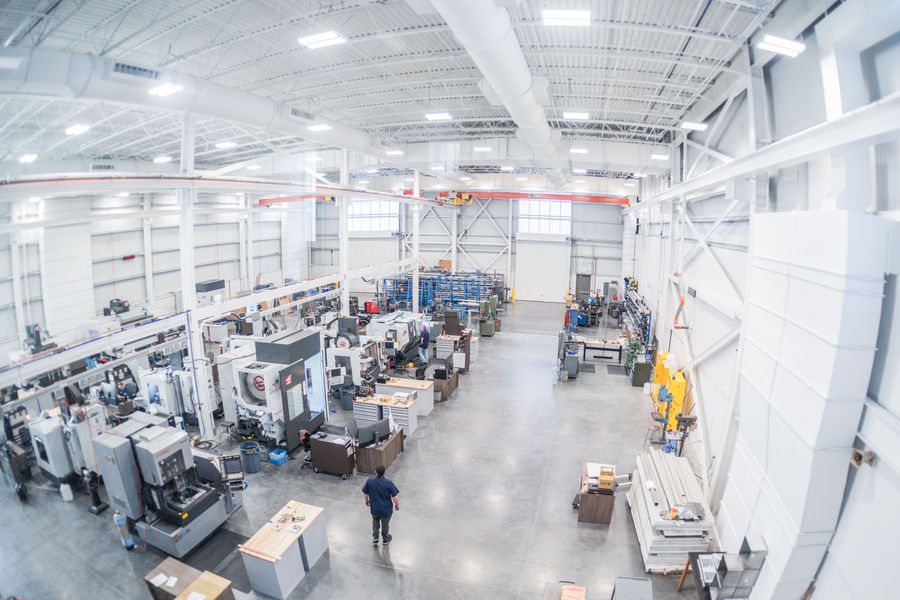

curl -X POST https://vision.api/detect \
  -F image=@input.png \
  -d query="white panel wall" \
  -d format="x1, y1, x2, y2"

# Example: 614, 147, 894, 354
571, 202, 624, 293
39, 198, 95, 341
515, 233, 570, 302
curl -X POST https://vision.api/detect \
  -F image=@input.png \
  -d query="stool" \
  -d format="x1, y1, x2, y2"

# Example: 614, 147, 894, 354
643, 423, 661, 447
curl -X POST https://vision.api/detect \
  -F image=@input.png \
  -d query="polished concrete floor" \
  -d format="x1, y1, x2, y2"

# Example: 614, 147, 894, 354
0, 301, 685, 599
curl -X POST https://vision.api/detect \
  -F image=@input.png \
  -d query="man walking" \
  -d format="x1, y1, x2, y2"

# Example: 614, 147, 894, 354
362, 465, 399, 545
418, 323, 430, 364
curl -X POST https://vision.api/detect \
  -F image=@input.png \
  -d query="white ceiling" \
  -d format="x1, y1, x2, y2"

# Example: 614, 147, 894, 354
0, 0, 780, 171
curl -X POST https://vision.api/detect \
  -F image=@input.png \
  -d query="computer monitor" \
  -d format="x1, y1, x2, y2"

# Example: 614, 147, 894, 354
357, 417, 391, 448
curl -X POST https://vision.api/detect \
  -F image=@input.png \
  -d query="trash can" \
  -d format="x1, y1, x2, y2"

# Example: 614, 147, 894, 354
239, 441, 261, 474
339, 385, 355, 411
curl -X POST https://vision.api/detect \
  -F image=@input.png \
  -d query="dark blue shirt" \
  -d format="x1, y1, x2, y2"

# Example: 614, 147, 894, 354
362, 476, 399, 518
419, 329, 430, 348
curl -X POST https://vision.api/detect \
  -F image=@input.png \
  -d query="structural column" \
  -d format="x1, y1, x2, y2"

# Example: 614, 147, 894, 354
339, 149, 350, 315
178, 115, 215, 439
142, 194, 155, 302
451, 206, 458, 274
8, 200, 26, 346
412, 170, 420, 313
506, 199, 513, 300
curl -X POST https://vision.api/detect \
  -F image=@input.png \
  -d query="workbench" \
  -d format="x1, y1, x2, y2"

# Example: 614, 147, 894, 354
353, 393, 417, 435
376, 377, 434, 416
356, 429, 404, 474
572, 335, 623, 363
238, 501, 327, 599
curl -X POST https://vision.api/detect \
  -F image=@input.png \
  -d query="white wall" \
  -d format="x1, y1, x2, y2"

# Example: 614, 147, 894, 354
515, 233, 570, 302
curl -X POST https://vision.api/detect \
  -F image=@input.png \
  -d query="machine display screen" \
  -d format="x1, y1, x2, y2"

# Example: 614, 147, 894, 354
223, 456, 243, 476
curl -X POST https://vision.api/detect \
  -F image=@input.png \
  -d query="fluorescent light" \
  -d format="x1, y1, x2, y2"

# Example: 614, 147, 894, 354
680, 121, 708, 131
215, 141, 237, 149
307, 123, 332, 132
385, 149, 404, 156
473, 146, 491, 152
148, 82, 182, 97
366, 168, 378, 174
570, 148, 588, 154
459, 176, 473, 181
357, 180, 369, 185
425, 112, 452, 121
500, 165, 514, 172
306, 156, 322, 162
574, 179, 585, 184
247, 165, 262, 170
117, 192, 129, 197
479, 184, 493, 190
28, 196, 41, 203
65, 123, 90, 136
756, 34, 805, 58
516, 176, 527, 182
563, 111, 589, 120
650, 153, 670, 161
572, 168, 586, 174
431, 165, 444, 171
298, 31, 346, 49
18, 153, 37, 164
633, 172, 646, 178
624, 182, 637, 188
542, 9, 591, 27
153, 156, 172, 164
404, 178, 415, 183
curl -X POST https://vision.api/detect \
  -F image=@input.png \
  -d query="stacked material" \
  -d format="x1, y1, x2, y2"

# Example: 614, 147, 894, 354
436, 335, 458, 360
626, 449, 714, 573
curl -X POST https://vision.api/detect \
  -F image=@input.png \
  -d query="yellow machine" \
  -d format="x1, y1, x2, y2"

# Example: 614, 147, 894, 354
658, 371, 687, 431
651, 351, 670, 405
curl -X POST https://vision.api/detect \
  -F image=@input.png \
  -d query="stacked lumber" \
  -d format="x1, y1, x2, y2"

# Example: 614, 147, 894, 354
625, 449, 713, 573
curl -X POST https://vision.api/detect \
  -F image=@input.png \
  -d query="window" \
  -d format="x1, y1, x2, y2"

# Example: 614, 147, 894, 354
518, 199, 571, 235
348, 199, 400, 232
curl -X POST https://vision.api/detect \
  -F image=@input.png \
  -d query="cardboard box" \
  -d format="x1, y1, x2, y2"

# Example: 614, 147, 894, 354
144, 557, 202, 600
174, 571, 234, 600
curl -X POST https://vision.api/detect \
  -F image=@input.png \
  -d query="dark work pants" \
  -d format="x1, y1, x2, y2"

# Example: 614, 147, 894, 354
372, 514, 391, 540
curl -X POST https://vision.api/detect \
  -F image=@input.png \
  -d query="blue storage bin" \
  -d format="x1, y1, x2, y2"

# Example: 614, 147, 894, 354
269, 448, 287, 465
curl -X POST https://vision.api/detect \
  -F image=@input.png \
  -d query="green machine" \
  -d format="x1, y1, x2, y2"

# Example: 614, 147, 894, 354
478, 295, 499, 337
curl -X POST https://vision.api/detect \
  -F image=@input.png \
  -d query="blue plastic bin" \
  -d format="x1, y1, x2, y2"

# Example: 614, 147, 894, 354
269, 448, 287, 465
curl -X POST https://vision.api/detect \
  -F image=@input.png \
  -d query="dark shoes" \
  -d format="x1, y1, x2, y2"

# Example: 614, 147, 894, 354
382, 535, 392, 545
372, 537, 379, 545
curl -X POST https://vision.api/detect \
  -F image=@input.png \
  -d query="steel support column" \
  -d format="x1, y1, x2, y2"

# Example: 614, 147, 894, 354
412, 170, 420, 313
339, 149, 350, 315
142, 194, 155, 302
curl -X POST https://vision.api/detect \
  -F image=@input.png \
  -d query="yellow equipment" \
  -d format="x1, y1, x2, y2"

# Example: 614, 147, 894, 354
651, 351, 670, 405
658, 371, 687, 431
598, 464, 616, 491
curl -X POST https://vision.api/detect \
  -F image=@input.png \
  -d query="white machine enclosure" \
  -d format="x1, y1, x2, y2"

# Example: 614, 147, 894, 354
217, 346, 255, 425
132, 426, 194, 487
235, 361, 285, 443
325, 337, 384, 387
137, 367, 195, 418
28, 416, 72, 481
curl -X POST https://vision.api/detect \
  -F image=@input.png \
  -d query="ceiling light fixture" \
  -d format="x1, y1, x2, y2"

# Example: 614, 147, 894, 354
247, 165, 262, 170
298, 31, 346, 49
516, 176, 527, 182
459, 176, 473, 181
425, 112, 452, 121
479, 184, 493, 190
18, 153, 37, 164
358, 180, 369, 184
650, 153, 670, 161
563, 111, 589, 120
570, 148, 588, 154
542, 9, 591, 27
366, 168, 378, 174
117, 192, 129, 197
28, 196, 41, 203
65, 123, 90, 136
572, 168, 587, 174
624, 181, 637, 188
500, 165, 514, 172
473, 146, 491, 152
680, 121, 708, 131
215, 141, 237, 149
307, 123, 332, 132
153, 156, 172, 164
148, 82, 182, 97
385, 149, 404, 156
431, 165, 445, 171
756, 34, 806, 58
306, 156, 322, 162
